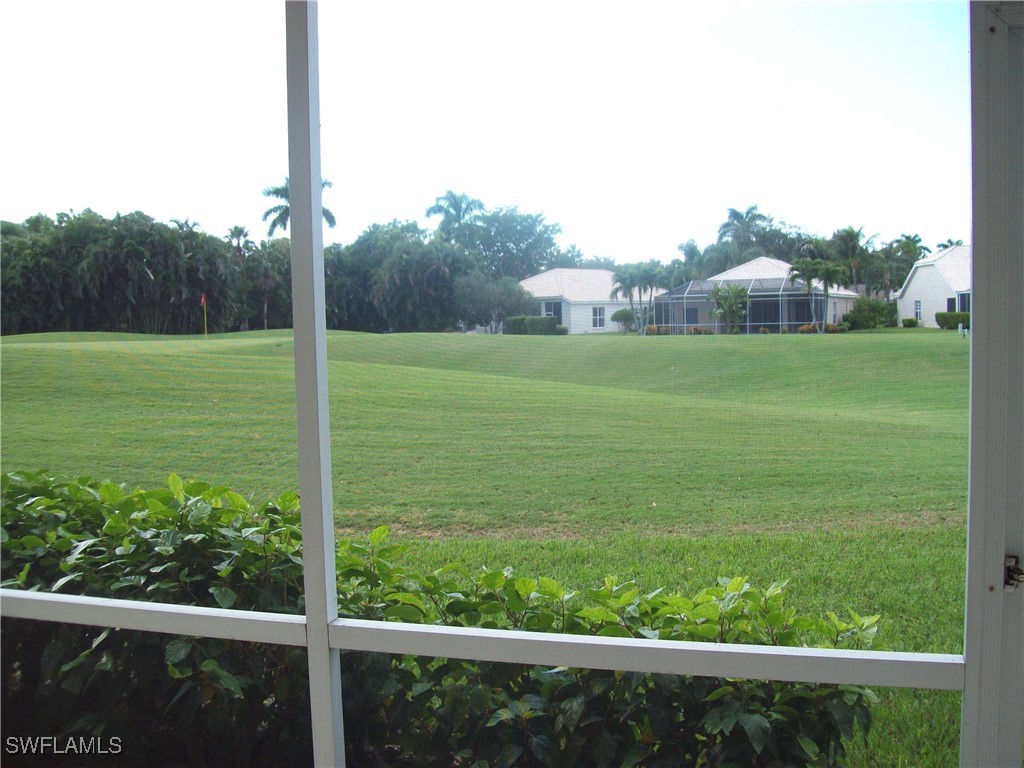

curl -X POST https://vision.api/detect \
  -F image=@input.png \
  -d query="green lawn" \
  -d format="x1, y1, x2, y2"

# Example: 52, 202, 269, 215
0, 329, 970, 765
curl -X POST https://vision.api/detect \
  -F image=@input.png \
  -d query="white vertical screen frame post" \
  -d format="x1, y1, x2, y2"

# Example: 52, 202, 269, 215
960, 3, 1024, 766
284, 2, 345, 765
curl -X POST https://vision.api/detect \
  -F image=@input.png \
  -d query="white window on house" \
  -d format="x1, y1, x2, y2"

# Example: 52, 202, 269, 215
542, 301, 562, 323
592, 307, 605, 329
914, 300, 922, 321
832, 301, 838, 324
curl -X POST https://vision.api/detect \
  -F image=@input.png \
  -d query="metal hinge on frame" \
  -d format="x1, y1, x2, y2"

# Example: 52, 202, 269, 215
1005, 555, 1024, 590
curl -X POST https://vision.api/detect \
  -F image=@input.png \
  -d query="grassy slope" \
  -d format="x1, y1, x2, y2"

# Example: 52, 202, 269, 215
0, 329, 970, 765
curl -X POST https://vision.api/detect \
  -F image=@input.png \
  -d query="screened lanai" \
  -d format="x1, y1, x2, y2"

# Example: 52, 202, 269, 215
656, 276, 823, 333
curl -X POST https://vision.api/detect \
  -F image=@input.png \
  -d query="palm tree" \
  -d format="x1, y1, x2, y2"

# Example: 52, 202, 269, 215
789, 257, 822, 332
709, 283, 749, 333
226, 226, 252, 264
262, 178, 337, 237
426, 191, 485, 239
610, 264, 642, 335
815, 260, 851, 332
635, 260, 666, 332
830, 226, 874, 289
896, 233, 931, 260
717, 206, 769, 249
936, 238, 964, 250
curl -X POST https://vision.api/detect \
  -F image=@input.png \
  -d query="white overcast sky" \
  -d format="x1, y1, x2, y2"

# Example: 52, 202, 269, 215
0, 1, 970, 264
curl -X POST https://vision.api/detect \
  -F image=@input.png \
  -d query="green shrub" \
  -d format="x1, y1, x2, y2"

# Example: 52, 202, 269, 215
798, 324, 839, 334
902, 318, 919, 328
610, 308, 636, 332
882, 301, 899, 327
2, 472, 880, 767
935, 311, 970, 330
686, 326, 715, 335
522, 315, 559, 335
842, 298, 897, 331
759, 326, 771, 334
0, 471, 312, 767
555, 325, 569, 335
505, 316, 528, 335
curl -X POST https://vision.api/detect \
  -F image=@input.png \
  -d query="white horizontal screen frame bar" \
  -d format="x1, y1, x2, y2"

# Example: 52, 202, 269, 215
330, 618, 964, 691
0, 589, 307, 647
0, 588, 963, 691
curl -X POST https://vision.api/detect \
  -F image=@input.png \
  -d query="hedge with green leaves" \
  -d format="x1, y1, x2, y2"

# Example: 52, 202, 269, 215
935, 311, 970, 330
506, 316, 560, 335
2, 472, 879, 766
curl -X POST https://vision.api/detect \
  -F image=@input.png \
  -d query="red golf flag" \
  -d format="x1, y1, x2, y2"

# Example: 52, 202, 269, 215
200, 293, 207, 308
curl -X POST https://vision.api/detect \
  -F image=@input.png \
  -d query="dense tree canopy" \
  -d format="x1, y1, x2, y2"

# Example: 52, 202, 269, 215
1, 210, 239, 335
2, 195, 956, 337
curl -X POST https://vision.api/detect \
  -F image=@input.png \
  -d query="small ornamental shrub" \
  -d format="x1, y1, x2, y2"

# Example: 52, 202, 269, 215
554, 325, 569, 335
843, 298, 896, 331
759, 326, 771, 334
2, 472, 880, 767
798, 324, 839, 334
935, 311, 970, 330
686, 326, 715, 335
610, 308, 635, 333
646, 324, 659, 336
902, 318, 919, 328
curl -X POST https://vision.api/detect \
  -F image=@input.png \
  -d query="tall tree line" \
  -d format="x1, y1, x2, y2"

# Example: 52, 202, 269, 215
2, 196, 956, 337
0, 191, 573, 336
675, 205, 943, 300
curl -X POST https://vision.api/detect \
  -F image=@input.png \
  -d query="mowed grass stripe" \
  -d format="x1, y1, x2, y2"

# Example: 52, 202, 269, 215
2, 332, 967, 537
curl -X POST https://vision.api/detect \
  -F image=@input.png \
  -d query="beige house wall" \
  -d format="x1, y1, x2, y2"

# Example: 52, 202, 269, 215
896, 266, 955, 328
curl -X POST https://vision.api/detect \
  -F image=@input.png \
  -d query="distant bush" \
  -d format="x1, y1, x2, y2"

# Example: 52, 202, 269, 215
2, 471, 881, 768
686, 326, 715, 335
935, 311, 970, 330
506, 316, 560, 335
758, 326, 771, 334
799, 324, 840, 334
555, 324, 569, 335
610, 308, 635, 333
526, 315, 560, 335
505, 316, 528, 334
836, 322, 850, 333
843, 298, 895, 331
882, 302, 899, 327
902, 318, 919, 328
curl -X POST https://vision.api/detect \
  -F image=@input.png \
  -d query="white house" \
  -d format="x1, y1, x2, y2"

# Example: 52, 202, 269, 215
895, 245, 971, 327
519, 268, 655, 334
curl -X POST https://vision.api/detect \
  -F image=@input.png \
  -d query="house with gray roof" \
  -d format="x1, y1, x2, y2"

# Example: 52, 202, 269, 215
654, 256, 859, 333
894, 245, 971, 328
